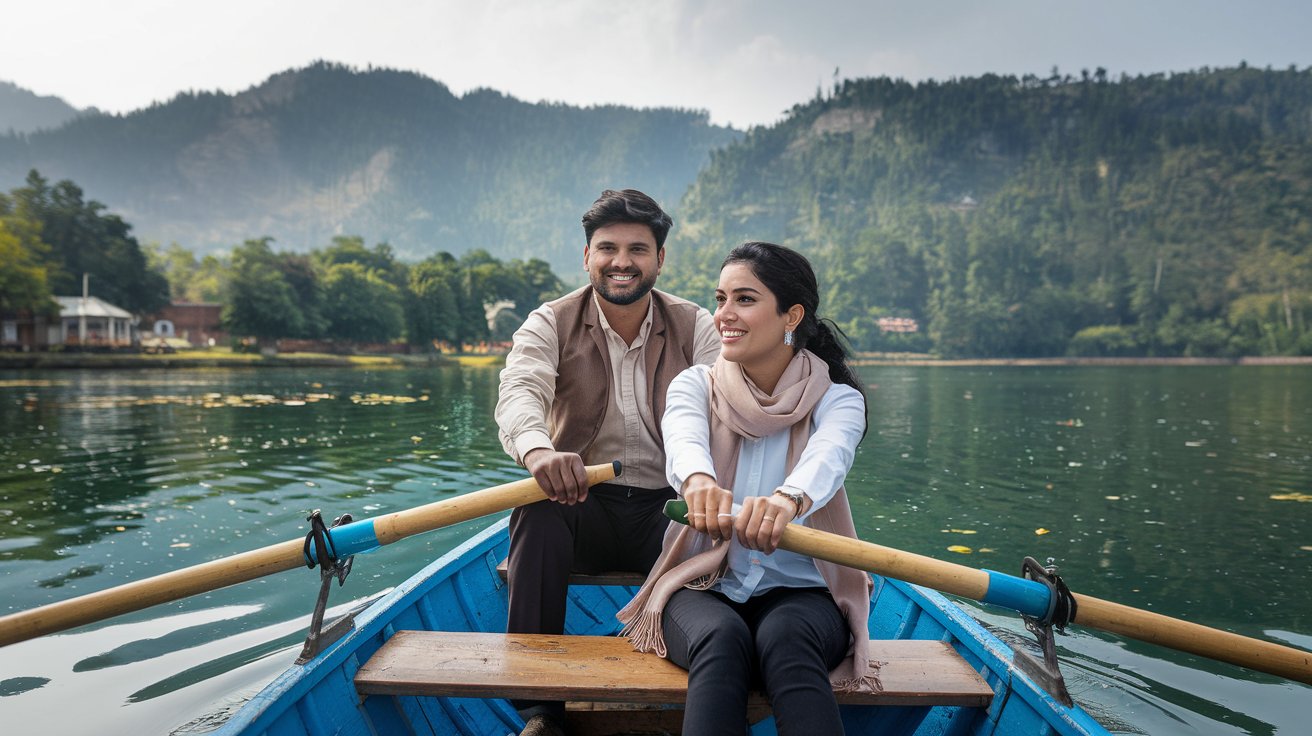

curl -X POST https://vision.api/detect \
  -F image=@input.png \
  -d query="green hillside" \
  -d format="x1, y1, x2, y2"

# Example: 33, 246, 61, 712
0, 62, 738, 277
664, 65, 1312, 357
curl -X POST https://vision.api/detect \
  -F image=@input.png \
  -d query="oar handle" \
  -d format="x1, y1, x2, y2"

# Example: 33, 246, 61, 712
0, 461, 620, 648
662, 499, 1312, 685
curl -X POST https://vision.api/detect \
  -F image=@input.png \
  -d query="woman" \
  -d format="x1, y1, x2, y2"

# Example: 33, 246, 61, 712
619, 242, 876, 735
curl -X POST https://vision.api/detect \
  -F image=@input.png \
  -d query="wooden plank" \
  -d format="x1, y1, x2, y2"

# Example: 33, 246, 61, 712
355, 631, 994, 708
496, 558, 646, 587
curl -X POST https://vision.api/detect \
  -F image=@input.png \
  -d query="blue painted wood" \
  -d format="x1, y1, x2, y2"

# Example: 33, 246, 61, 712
216, 517, 1112, 736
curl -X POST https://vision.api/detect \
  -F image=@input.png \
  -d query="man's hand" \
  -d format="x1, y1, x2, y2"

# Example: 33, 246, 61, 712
681, 473, 734, 542
524, 449, 589, 504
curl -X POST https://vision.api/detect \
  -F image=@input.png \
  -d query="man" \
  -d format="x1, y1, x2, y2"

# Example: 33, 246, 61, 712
495, 189, 720, 735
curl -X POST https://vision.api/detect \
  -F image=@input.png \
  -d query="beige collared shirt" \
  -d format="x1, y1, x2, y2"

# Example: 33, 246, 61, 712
496, 291, 720, 488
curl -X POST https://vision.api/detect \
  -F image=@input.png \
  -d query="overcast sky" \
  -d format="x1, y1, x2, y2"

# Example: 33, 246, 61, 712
4, 0, 1310, 129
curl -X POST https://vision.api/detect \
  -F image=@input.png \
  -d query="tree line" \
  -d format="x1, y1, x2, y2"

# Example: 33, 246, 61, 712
1, 169, 564, 349
663, 65, 1312, 357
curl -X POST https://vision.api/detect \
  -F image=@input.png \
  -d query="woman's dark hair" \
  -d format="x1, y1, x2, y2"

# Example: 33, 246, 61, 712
722, 242, 867, 407
582, 189, 673, 249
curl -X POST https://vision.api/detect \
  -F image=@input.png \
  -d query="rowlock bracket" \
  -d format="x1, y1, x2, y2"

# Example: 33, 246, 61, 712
1013, 556, 1077, 706
296, 510, 357, 665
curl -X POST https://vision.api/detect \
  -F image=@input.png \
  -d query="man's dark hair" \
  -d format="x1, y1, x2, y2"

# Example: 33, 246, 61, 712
581, 189, 673, 249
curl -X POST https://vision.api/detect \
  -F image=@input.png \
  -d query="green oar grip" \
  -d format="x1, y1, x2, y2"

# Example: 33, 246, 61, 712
664, 499, 691, 525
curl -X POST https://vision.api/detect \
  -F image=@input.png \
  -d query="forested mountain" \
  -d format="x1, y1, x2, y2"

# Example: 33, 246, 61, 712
0, 62, 737, 277
0, 81, 84, 134
663, 65, 1312, 357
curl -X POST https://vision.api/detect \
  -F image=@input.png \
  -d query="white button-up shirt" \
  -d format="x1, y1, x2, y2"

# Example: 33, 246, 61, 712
663, 364, 866, 601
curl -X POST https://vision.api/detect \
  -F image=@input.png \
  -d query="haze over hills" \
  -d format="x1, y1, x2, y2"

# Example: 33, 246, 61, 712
0, 62, 739, 277
663, 65, 1312, 356
0, 81, 85, 134
4, 63, 1310, 357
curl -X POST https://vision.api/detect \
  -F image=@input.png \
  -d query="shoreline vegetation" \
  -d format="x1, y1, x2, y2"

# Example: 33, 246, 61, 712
2, 349, 1310, 371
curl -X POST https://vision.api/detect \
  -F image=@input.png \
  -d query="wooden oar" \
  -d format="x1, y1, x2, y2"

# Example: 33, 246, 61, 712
0, 461, 619, 648
663, 500, 1312, 685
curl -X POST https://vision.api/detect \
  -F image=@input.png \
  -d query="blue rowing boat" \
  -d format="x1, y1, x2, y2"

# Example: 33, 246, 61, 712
217, 516, 1111, 735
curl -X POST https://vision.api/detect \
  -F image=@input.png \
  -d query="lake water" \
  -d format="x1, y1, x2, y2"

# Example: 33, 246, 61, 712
0, 365, 1308, 735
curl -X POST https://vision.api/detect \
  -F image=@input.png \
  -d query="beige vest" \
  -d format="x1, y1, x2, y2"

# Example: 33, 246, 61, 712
547, 287, 700, 457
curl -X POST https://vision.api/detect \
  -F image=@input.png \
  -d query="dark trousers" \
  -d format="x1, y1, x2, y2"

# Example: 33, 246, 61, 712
662, 586, 850, 736
507, 482, 676, 722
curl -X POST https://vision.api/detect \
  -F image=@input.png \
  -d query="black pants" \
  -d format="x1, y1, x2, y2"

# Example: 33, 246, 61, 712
507, 482, 676, 721
662, 586, 850, 736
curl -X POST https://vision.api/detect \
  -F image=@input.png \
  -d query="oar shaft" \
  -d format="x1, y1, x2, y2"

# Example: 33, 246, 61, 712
0, 539, 305, 648
663, 502, 1311, 685
784, 524, 1311, 683
0, 462, 619, 648
1072, 594, 1312, 685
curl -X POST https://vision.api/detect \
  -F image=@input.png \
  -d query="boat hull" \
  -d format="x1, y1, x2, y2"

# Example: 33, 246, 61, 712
217, 517, 1109, 735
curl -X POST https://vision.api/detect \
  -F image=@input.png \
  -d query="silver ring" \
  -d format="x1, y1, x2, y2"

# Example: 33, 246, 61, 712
717, 513, 734, 518
763, 516, 776, 523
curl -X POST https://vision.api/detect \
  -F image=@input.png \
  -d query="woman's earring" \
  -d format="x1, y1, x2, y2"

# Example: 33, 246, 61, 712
783, 330, 795, 347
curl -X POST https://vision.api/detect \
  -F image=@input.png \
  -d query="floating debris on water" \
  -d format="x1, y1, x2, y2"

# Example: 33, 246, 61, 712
947, 545, 973, 554
1035, 528, 1050, 535
1270, 493, 1312, 503
1056, 418, 1084, 427
350, 393, 421, 405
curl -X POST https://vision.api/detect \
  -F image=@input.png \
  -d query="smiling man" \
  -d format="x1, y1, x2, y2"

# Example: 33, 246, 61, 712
495, 188, 719, 735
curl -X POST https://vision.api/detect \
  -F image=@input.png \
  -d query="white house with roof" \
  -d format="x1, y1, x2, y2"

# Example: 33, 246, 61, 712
53, 295, 137, 347
1, 295, 138, 350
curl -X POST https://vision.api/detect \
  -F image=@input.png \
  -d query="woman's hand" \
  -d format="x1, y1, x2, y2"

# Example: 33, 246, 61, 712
735, 494, 796, 553
681, 473, 734, 542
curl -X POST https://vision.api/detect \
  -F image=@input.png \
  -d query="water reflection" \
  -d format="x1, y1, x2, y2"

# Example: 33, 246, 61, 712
0, 365, 1307, 735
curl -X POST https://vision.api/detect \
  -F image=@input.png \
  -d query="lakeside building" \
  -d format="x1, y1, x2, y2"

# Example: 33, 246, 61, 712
141, 302, 227, 347
1, 296, 137, 350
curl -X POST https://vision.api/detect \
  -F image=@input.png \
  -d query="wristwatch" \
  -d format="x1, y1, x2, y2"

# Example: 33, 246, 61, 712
773, 488, 806, 515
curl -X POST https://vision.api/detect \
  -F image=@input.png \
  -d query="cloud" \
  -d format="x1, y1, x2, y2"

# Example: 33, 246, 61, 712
2, 0, 1310, 128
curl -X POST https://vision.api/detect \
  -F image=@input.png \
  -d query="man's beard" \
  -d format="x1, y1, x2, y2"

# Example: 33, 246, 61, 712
592, 270, 658, 306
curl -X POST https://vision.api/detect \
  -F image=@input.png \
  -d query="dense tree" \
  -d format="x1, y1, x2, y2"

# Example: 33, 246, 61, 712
221, 238, 305, 346
321, 262, 404, 342
7, 170, 169, 313
665, 66, 1312, 357
0, 220, 57, 316
144, 242, 229, 303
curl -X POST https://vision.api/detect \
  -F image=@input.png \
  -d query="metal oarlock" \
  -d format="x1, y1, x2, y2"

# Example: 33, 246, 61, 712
1013, 556, 1078, 706
297, 510, 357, 664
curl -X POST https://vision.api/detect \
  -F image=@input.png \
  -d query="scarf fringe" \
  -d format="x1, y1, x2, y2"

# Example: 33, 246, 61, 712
619, 609, 668, 658
832, 665, 884, 694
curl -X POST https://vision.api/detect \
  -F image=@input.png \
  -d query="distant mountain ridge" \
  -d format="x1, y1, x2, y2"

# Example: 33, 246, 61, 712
663, 65, 1312, 356
0, 62, 739, 276
0, 81, 84, 134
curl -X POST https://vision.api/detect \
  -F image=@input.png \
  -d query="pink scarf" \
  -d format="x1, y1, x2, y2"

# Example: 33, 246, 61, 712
617, 349, 880, 692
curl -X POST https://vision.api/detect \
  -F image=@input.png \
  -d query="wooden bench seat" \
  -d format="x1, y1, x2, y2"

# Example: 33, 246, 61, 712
355, 630, 994, 711
495, 559, 647, 587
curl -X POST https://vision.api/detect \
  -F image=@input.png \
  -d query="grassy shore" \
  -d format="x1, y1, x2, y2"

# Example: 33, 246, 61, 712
0, 347, 459, 370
